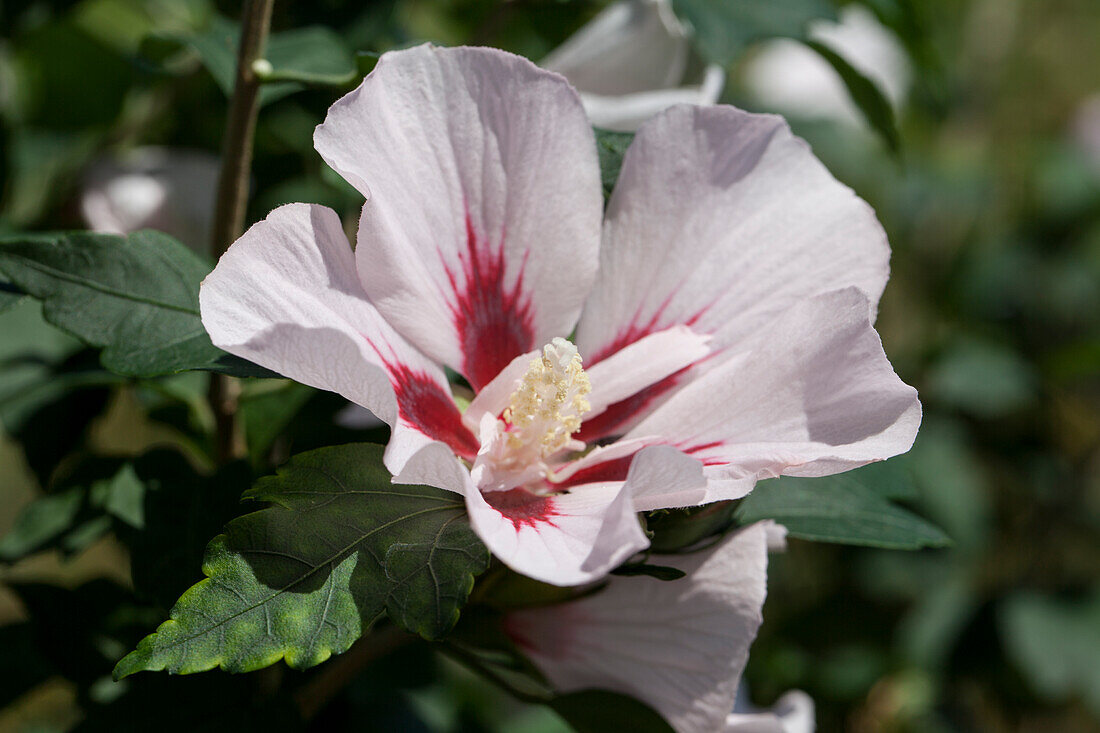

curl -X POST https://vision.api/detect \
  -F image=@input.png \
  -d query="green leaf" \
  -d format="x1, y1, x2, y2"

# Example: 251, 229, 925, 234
0, 457, 151, 563
0, 487, 85, 562
145, 17, 357, 105
550, 690, 674, 733
594, 128, 634, 201
804, 40, 902, 155
845, 459, 919, 501
255, 26, 360, 87
0, 230, 271, 378
671, 0, 836, 67
240, 380, 315, 462
1000, 590, 1100, 716
0, 279, 25, 312
114, 443, 489, 678
735, 471, 950, 549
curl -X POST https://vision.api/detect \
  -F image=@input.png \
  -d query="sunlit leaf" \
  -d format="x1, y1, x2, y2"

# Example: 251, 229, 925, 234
114, 444, 489, 678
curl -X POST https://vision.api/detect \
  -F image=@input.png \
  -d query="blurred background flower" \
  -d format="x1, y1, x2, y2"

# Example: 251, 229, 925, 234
80, 147, 220, 251
541, 0, 723, 131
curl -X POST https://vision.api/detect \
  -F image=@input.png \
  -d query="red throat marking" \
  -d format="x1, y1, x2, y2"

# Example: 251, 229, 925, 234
444, 214, 534, 392
387, 363, 479, 460
483, 488, 559, 530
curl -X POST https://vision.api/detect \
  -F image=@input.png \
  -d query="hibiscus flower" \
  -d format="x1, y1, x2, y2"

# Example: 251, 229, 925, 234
200, 44, 920, 587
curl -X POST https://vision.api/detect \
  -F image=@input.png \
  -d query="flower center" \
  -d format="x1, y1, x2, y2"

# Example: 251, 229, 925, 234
472, 337, 592, 492
503, 337, 591, 459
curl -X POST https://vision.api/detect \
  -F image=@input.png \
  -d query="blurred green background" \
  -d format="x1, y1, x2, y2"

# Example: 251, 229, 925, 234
2, 0, 1100, 730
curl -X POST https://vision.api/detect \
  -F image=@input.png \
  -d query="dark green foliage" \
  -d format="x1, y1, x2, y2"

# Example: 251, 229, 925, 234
114, 444, 489, 678
0, 230, 270, 378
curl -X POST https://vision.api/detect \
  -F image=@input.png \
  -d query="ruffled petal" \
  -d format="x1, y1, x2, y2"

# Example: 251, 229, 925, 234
315, 44, 603, 391
466, 482, 648, 586
575, 104, 891, 436
506, 522, 772, 733
626, 288, 920, 503
199, 203, 478, 480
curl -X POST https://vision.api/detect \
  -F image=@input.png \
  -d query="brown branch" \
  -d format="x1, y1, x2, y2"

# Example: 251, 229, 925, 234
207, 0, 275, 463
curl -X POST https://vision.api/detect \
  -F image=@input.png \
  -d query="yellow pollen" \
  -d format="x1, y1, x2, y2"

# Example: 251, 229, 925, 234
503, 337, 591, 460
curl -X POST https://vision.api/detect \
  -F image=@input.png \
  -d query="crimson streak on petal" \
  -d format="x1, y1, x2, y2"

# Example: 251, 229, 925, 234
444, 214, 535, 392
483, 488, 559, 530
388, 363, 480, 461
575, 370, 686, 443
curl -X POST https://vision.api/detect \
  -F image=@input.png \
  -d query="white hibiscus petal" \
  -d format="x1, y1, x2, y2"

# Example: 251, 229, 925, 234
507, 521, 772, 733
585, 326, 711, 417
199, 203, 478, 481
315, 44, 602, 391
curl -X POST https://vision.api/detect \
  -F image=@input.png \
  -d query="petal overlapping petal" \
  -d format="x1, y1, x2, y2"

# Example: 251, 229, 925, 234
506, 522, 772, 733
199, 203, 477, 480
315, 44, 603, 391
575, 104, 892, 437
626, 288, 921, 503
